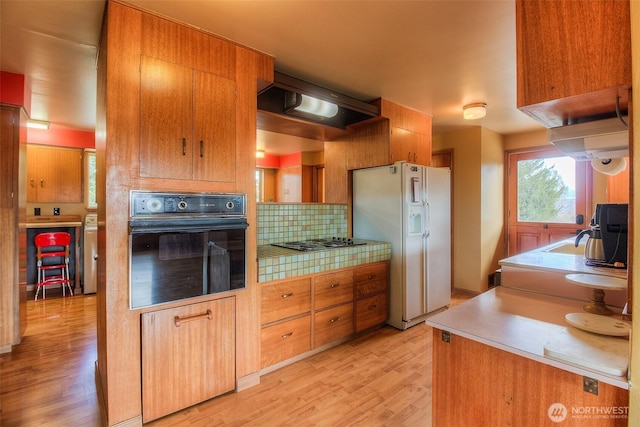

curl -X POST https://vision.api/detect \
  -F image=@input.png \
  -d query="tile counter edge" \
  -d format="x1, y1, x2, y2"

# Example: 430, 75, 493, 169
257, 240, 391, 282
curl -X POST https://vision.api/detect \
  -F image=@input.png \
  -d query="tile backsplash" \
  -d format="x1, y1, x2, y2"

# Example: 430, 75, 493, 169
257, 203, 348, 245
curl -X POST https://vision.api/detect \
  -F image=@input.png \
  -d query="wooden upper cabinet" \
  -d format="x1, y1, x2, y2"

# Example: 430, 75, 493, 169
26, 144, 83, 203
376, 99, 432, 166
516, 0, 631, 127
139, 55, 237, 182
1, 106, 18, 209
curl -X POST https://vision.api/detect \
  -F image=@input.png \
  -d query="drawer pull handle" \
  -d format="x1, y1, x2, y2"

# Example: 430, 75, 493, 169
174, 309, 212, 327
182, 138, 187, 155
330, 316, 341, 323
367, 274, 377, 280
30, 178, 35, 188
40, 179, 45, 188
281, 293, 293, 298
330, 283, 340, 288
281, 332, 294, 338
199, 140, 204, 157
368, 304, 377, 310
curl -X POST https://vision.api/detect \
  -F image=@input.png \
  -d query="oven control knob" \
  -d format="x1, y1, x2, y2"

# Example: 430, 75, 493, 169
226, 201, 235, 210
177, 200, 188, 210
146, 198, 163, 213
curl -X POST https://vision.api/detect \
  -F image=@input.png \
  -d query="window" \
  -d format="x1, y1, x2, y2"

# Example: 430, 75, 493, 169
507, 148, 591, 256
84, 149, 97, 209
255, 168, 263, 202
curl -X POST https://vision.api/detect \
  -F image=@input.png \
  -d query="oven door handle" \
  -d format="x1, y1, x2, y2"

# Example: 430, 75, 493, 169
129, 218, 248, 234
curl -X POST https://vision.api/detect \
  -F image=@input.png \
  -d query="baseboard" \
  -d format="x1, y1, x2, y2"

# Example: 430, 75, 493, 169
236, 371, 261, 391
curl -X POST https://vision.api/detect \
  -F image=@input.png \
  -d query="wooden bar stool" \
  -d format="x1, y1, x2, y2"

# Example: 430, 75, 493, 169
34, 232, 74, 300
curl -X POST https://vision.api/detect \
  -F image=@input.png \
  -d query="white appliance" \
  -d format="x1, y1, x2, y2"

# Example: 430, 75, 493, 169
353, 162, 451, 329
83, 213, 98, 294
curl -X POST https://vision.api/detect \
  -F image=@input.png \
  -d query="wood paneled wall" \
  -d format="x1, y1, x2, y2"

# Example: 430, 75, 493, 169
96, 2, 273, 425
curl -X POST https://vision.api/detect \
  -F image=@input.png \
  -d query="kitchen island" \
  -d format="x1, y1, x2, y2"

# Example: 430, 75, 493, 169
426, 238, 630, 425
426, 286, 629, 425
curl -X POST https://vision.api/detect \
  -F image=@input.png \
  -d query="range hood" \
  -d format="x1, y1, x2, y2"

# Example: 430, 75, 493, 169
548, 117, 629, 160
258, 72, 379, 130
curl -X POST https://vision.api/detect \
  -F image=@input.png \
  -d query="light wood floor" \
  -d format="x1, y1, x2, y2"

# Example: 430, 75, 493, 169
0, 292, 472, 426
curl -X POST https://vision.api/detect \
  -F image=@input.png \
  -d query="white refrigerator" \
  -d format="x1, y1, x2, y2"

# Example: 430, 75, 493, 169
353, 162, 451, 330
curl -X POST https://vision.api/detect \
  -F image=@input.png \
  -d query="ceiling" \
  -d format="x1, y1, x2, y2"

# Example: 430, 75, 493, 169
0, 0, 544, 154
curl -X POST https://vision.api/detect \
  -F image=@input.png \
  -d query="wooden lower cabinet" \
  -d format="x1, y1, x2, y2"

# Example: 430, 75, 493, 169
432, 328, 629, 426
141, 297, 236, 423
354, 262, 389, 332
261, 315, 312, 367
260, 262, 389, 369
314, 303, 353, 348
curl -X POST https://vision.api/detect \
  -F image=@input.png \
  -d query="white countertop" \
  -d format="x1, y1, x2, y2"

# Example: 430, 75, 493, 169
425, 286, 629, 389
499, 238, 627, 280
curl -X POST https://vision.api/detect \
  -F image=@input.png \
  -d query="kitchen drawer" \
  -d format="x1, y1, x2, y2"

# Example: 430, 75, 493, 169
354, 262, 388, 299
261, 278, 311, 324
314, 303, 354, 348
261, 315, 311, 368
314, 270, 354, 310
355, 293, 388, 332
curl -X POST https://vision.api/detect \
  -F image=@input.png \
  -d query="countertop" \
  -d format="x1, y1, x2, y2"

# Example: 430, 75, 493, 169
425, 286, 629, 389
257, 239, 391, 282
499, 238, 627, 280
25, 215, 83, 228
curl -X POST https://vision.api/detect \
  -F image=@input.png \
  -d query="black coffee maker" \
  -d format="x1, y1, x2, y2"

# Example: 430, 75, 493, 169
593, 203, 628, 267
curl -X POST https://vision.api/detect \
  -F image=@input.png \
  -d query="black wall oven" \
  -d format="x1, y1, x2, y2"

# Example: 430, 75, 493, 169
129, 191, 247, 309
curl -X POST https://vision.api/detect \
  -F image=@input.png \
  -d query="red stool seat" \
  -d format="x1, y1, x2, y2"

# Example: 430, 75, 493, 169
34, 232, 74, 300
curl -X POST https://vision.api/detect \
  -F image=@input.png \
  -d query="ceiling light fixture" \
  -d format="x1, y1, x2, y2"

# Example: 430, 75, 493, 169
463, 103, 487, 120
27, 119, 50, 130
256, 150, 265, 159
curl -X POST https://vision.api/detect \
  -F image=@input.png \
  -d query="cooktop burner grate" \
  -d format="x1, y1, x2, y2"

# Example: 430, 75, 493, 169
271, 237, 367, 252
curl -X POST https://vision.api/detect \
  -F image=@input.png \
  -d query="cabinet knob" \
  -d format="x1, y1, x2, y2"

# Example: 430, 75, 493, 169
40, 179, 45, 188
30, 178, 35, 188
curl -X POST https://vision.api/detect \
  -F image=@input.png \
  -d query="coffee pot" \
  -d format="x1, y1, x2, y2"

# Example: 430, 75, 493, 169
575, 225, 606, 263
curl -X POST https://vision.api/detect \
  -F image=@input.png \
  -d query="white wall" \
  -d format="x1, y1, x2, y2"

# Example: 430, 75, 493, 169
433, 126, 504, 293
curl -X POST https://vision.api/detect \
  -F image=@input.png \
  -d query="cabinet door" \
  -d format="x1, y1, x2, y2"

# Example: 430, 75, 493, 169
355, 293, 388, 332
193, 70, 236, 182
354, 262, 388, 299
140, 55, 193, 180
261, 314, 311, 368
261, 278, 311, 324
314, 270, 353, 310
54, 148, 82, 203
27, 145, 57, 202
314, 303, 353, 348
389, 127, 430, 165
1, 107, 17, 208
141, 297, 236, 422
26, 145, 82, 203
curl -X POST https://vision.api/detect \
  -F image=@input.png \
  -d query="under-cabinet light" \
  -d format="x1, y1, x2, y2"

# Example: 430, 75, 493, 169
294, 94, 339, 118
256, 150, 265, 158
27, 119, 50, 130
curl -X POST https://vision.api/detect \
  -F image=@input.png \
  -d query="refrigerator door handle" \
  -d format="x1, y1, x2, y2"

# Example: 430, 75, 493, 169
424, 201, 431, 238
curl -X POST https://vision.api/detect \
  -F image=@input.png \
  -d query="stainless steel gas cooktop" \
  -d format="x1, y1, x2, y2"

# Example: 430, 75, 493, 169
272, 237, 367, 252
